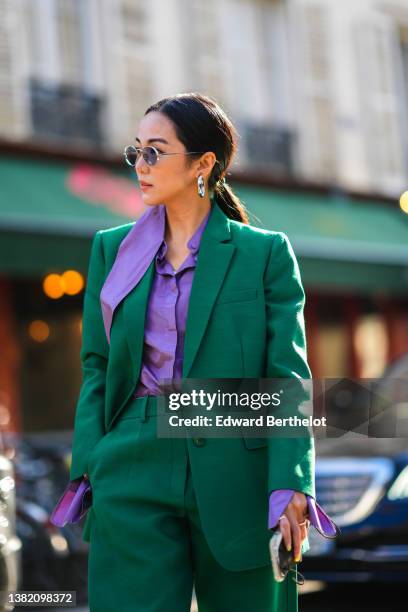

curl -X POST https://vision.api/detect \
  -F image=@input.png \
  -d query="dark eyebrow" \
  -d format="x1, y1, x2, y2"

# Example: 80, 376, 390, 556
135, 137, 169, 145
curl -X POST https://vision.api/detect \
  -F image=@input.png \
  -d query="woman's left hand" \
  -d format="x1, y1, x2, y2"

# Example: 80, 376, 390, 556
278, 491, 310, 563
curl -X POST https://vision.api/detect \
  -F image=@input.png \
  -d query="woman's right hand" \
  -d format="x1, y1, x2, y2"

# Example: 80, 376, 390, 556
278, 491, 310, 563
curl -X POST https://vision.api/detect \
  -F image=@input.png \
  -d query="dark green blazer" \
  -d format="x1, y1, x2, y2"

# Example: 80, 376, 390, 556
70, 199, 315, 570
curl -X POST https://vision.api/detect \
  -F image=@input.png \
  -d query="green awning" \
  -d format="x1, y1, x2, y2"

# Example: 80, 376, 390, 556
0, 155, 139, 277
236, 185, 408, 266
1, 155, 408, 294
234, 184, 408, 295
0, 156, 137, 235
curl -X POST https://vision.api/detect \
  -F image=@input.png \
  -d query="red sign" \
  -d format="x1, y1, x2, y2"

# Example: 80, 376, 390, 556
66, 163, 146, 218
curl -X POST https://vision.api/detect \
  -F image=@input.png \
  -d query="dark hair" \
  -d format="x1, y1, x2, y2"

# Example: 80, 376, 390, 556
144, 92, 249, 224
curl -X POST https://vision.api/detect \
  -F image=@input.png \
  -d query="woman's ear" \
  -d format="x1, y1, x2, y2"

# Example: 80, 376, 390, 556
196, 151, 217, 180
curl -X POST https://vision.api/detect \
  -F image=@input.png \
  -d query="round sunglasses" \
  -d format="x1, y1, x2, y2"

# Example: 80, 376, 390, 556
124, 145, 206, 167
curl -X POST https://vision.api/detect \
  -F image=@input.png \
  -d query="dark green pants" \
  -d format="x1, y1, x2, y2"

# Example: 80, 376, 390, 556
86, 395, 297, 611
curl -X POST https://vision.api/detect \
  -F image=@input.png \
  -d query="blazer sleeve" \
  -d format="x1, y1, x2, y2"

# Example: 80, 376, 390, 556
69, 231, 109, 481
263, 231, 315, 498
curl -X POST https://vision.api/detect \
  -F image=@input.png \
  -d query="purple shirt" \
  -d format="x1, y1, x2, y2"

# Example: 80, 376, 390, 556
116, 200, 337, 537
133, 209, 210, 397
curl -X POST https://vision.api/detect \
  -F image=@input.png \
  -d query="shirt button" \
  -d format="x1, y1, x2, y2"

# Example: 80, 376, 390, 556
193, 438, 206, 447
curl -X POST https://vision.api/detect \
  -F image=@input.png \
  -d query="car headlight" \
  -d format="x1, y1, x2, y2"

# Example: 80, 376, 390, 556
387, 465, 408, 500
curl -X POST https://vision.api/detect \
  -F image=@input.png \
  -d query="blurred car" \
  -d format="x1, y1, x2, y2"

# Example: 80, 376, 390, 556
303, 352, 408, 583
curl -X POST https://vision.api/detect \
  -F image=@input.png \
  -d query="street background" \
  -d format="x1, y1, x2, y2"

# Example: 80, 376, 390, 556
1, 0, 408, 610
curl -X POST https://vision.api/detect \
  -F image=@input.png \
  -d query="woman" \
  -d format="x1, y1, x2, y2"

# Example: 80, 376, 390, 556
69, 92, 336, 611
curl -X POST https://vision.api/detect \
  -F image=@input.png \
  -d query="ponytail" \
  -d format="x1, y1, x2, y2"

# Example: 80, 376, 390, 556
212, 180, 249, 225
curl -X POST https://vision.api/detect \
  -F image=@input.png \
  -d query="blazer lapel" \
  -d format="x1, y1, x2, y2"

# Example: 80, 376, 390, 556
182, 202, 235, 378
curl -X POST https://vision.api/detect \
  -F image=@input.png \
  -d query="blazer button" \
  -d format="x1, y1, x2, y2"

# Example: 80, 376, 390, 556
193, 437, 206, 447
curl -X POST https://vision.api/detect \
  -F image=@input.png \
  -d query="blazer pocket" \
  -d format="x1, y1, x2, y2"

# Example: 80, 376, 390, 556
216, 288, 258, 306
242, 435, 268, 450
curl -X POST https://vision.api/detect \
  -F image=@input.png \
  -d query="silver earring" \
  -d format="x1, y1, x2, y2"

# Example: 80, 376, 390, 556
197, 175, 205, 198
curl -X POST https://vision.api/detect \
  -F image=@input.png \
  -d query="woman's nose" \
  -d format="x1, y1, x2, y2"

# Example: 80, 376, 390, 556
135, 155, 147, 169
135, 154, 148, 171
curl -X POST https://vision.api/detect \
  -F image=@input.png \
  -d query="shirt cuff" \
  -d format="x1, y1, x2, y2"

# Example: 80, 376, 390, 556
268, 489, 339, 537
